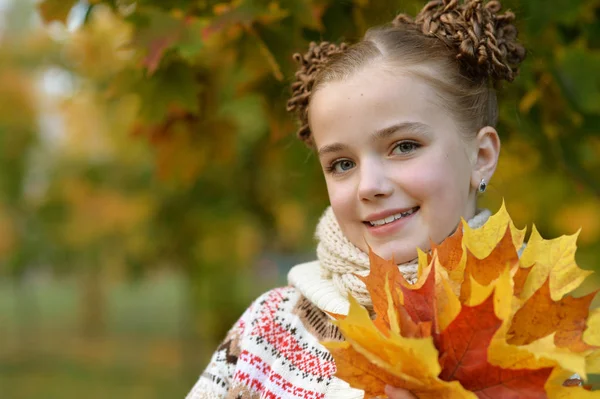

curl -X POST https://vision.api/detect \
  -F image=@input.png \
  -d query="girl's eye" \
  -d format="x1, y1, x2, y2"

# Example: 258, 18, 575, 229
392, 141, 420, 154
328, 159, 355, 174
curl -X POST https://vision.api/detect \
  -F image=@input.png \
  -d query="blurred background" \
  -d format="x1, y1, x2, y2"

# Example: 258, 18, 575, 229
0, 0, 599, 397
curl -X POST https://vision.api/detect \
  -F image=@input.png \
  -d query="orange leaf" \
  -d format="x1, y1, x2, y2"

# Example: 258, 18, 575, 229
507, 279, 597, 352
431, 225, 466, 296
514, 266, 532, 297
357, 249, 408, 335
468, 225, 520, 286
325, 341, 408, 398
432, 221, 465, 272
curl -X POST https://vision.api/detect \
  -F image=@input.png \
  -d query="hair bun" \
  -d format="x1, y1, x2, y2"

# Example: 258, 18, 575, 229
393, 0, 526, 82
287, 41, 348, 145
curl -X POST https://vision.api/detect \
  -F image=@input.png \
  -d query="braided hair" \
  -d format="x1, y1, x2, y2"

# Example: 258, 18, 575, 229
286, 0, 526, 147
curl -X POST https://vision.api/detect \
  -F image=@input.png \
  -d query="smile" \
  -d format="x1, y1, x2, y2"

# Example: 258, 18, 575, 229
365, 206, 420, 227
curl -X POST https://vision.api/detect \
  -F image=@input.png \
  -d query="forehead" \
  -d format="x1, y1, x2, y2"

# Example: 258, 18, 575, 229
308, 64, 458, 147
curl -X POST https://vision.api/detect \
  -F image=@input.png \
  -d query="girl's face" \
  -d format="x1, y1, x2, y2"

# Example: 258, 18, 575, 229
310, 64, 498, 263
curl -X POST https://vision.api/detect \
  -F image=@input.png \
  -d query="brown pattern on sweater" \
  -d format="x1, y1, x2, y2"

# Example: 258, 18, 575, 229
226, 384, 260, 399
292, 295, 344, 343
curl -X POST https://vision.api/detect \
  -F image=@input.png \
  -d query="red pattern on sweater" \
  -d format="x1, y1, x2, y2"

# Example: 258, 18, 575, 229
236, 351, 325, 399
186, 287, 343, 398
250, 289, 336, 377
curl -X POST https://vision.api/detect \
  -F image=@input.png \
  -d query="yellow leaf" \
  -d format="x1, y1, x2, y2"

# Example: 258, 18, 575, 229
324, 340, 408, 398
417, 247, 431, 282
463, 272, 495, 307
489, 331, 584, 375
546, 368, 600, 398
433, 258, 461, 333
520, 226, 593, 301
462, 201, 526, 259
493, 266, 514, 320
324, 295, 475, 398
585, 350, 600, 374
583, 309, 600, 346
333, 295, 441, 381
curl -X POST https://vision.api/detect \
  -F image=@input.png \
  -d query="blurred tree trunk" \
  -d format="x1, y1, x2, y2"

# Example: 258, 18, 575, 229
13, 272, 40, 356
79, 251, 105, 338
180, 254, 219, 379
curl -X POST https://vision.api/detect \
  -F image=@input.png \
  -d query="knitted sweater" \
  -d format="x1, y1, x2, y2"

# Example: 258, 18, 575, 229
185, 271, 362, 399
186, 209, 492, 398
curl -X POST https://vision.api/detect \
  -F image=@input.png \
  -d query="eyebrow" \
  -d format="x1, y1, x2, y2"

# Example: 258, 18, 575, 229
317, 121, 433, 158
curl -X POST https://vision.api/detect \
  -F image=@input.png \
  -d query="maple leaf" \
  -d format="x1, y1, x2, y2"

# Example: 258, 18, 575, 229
430, 222, 465, 296
322, 204, 600, 398
323, 295, 476, 399
438, 293, 553, 397
507, 279, 597, 352
129, 7, 206, 75
356, 249, 409, 336
519, 226, 593, 301
461, 201, 526, 261
584, 309, 600, 347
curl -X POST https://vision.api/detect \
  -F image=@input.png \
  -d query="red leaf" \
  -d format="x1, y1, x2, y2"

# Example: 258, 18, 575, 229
399, 262, 436, 325
438, 294, 553, 398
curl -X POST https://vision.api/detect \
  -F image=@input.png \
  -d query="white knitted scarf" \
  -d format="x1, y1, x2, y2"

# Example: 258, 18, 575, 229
315, 206, 492, 308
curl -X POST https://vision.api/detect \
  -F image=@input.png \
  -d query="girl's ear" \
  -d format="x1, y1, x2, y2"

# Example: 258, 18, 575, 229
470, 126, 501, 190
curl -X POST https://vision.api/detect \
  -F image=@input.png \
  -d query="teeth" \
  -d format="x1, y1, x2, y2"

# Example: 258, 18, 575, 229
369, 208, 417, 227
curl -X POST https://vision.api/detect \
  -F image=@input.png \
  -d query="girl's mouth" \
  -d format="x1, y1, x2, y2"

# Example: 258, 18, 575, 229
363, 206, 420, 235
366, 206, 420, 227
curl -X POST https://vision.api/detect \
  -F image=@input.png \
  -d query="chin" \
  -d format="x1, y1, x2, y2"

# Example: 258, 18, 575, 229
372, 243, 422, 264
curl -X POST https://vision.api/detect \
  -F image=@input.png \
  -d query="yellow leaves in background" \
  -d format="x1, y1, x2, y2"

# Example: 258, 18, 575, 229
64, 5, 133, 80
273, 201, 307, 248
554, 201, 600, 245
141, 117, 209, 184
58, 179, 153, 248
0, 69, 36, 133
324, 204, 599, 398
59, 91, 143, 163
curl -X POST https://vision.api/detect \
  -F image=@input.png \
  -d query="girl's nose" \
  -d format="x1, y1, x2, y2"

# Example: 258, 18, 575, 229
358, 159, 394, 201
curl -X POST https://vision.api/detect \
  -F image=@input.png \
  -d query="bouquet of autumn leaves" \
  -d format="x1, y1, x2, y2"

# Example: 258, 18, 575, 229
322, 204, 600, 398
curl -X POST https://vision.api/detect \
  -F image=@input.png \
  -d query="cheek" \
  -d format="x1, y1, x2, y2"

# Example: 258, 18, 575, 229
401, 148, 471, 203
325, 179, 356, 217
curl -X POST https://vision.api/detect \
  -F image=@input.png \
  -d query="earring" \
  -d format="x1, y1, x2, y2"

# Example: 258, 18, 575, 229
478, 178, 487, 194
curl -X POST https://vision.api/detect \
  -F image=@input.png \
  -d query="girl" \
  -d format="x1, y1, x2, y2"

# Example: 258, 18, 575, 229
187, 0, 525, 398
